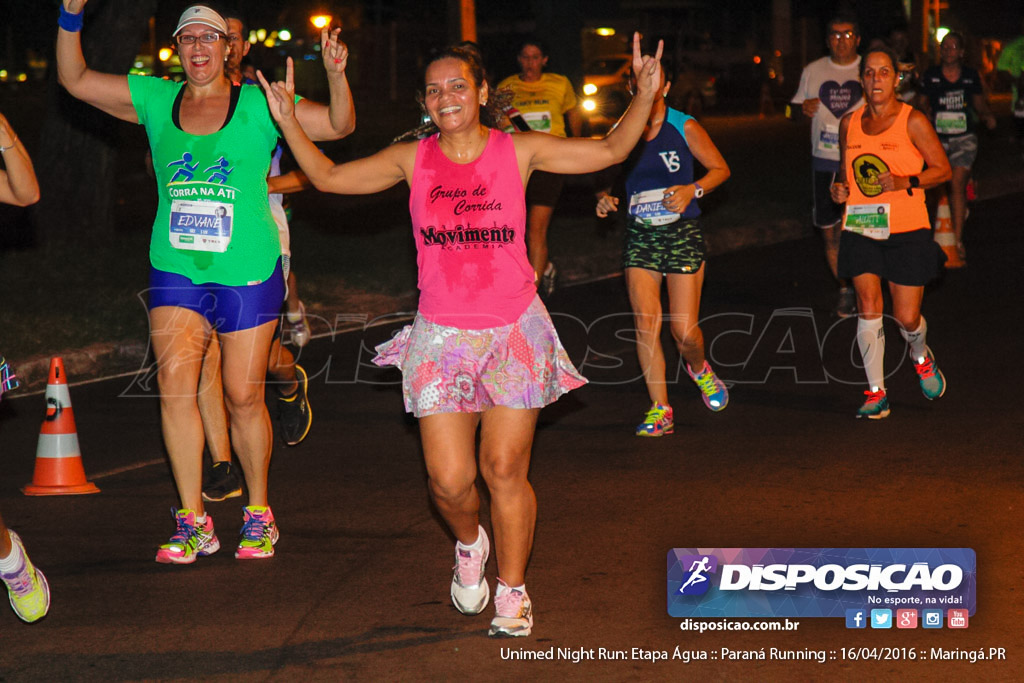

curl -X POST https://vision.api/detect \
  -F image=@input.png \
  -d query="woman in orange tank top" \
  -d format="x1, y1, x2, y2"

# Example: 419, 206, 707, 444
830, 47, 951, 419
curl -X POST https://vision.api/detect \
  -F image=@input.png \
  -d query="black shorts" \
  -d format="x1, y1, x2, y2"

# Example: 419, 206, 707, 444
526, 170, 564, 207
623, 217, 705, 274
812, 169, 844, 227
837, 228, 946, 286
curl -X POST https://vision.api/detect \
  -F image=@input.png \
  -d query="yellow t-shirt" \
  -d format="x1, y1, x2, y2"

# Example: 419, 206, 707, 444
497, 72, 577, 137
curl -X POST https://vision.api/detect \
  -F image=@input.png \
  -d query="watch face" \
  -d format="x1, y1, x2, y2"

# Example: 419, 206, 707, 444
694, 187, 704, 198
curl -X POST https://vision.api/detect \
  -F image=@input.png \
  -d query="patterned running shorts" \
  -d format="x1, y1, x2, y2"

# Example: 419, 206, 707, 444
623, 217, 705, 274
372, 296, 587, 417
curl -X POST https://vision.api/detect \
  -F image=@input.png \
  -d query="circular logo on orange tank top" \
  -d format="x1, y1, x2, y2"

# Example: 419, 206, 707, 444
852, 154, 889, 198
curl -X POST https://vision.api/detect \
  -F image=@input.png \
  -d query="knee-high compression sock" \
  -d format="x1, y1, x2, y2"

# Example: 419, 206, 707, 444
857, 316, 886, 391
900, 316, 928, 361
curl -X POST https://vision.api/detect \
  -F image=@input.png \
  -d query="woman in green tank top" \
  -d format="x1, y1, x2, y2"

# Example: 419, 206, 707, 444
56, 1, 354, 563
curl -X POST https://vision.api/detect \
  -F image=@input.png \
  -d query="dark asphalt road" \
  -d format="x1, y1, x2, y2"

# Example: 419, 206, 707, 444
1, 192, 1022, 681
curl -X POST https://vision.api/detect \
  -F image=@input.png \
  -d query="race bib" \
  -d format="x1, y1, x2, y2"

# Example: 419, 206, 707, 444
816, 124, 840, 154
169, 199, 233, 252
522, 111, 553, 132
935, 111, 968, 135
843, 203, 890, 240
629, 188, 680, 226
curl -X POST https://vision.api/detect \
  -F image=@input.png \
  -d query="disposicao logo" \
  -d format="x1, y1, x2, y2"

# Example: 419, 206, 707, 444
667, 548, 975, 619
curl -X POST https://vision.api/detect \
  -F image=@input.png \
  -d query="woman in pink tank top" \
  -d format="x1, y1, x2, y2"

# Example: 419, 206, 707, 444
830, 47, 951, 420
259, 34, 663, 638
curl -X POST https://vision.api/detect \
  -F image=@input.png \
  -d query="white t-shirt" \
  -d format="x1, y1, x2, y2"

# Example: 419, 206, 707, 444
791, 56, 864, 171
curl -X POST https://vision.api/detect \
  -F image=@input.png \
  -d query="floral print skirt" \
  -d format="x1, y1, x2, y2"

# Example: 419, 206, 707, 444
373, 296, 587, 417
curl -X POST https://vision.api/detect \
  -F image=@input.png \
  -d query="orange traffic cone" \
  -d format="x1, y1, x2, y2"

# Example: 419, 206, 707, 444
23, 358, 100, 496
933, 194, 964, 268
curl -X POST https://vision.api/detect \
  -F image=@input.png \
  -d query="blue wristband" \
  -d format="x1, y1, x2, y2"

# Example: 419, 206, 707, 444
58, 5, 84, 32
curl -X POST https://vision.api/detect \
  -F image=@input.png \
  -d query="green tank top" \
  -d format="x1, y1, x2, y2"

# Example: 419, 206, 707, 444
128, 75, 281, 286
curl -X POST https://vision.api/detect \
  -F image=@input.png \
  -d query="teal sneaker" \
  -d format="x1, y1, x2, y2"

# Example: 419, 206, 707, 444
235, 506, 279, 559
688, 361, 729, 411
857, 388, 891, 419
912, 347, 946, 400
636, 402, 673, 437
2, 531, 50, 623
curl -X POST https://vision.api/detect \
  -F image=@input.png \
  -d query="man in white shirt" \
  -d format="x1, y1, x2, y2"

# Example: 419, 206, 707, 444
790, 15, 864, 317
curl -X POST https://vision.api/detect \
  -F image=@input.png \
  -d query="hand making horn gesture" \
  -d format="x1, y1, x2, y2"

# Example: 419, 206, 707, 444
630, 31, 664, 101
321, 27, 349, 78
257, 57, 297, 124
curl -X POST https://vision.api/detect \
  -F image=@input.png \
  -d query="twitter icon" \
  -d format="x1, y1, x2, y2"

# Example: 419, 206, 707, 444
870, 609, 893, 629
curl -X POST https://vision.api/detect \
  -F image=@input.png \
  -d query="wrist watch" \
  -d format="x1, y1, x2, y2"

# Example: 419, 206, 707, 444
693, 182, 704, 199
908, 176, 920, 189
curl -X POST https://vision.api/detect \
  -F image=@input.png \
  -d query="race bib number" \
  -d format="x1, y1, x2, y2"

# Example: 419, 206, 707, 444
816, 124, 839, 154
169, 199, 233, 252
522, 111, 553, 132
843, 203, 890, 240
629, 188, 680, 226
935, 111, 968, 135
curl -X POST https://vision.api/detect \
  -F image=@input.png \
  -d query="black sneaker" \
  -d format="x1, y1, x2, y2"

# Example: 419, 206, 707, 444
278, 364, 312, 446
836, 286, 857, 318
202, 462, 243, 502
539, 262, 557, 300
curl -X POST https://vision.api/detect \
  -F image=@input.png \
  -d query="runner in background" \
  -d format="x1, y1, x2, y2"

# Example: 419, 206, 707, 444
789, 14, 864, 318
996, 15, 1024, 160
0, 114, 49, 623
594, 66, 731, 436
917, 32, 997, 264
498, 39, 582, 300
199, 4, 315, 504
831, 46, 951, 419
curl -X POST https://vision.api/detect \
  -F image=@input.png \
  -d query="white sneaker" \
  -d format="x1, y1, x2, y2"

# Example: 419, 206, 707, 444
450, 526, 490, 615
488, 579, 533, 637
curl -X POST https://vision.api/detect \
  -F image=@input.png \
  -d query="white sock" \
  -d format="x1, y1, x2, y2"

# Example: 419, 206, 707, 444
0, 536, 24, 573
857, 316, 886, 392
497, 579, 525, 594
900, 316, 928, 361
195, 514, 207, 525
457, 525, 484, 551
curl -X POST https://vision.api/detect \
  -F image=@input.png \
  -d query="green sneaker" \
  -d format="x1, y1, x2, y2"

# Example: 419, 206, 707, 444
235, 506, 279, 559
688, 361, 729, 411
155, 509, 221, 564
2, 531, 50, 623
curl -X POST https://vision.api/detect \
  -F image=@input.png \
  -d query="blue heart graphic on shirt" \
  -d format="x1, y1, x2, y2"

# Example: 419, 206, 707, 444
819, 80, 862, 118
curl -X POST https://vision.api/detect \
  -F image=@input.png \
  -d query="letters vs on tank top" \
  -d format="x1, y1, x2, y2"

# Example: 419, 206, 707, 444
843, 103, 929, 239
129, 75, 281, 286
624, 107, 699, 224
410, 129, 535, 329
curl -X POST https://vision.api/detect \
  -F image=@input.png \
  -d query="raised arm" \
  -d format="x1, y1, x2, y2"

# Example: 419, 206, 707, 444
258, 61, 408, 195
293, 28, 356, 141
517, 33, 662, 176
56, 0, 137, 123
0, 114, 40, 206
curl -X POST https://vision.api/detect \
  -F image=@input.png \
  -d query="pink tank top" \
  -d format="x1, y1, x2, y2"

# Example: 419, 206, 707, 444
410, 128, 535, 328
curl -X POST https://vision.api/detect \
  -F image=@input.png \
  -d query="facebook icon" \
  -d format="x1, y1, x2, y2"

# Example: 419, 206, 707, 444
846, 609, 867, 629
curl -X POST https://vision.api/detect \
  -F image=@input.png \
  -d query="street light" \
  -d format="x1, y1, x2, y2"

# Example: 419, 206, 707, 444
311, 15, 332, 30
158, 48, 172, 62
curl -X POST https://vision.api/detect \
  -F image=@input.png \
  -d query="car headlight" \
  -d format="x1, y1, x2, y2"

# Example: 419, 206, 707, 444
582, 83, 598, 96
582, 98, 597, 112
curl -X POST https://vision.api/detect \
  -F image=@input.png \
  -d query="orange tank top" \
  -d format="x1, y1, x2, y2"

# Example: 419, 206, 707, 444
844, 102, 929, 236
